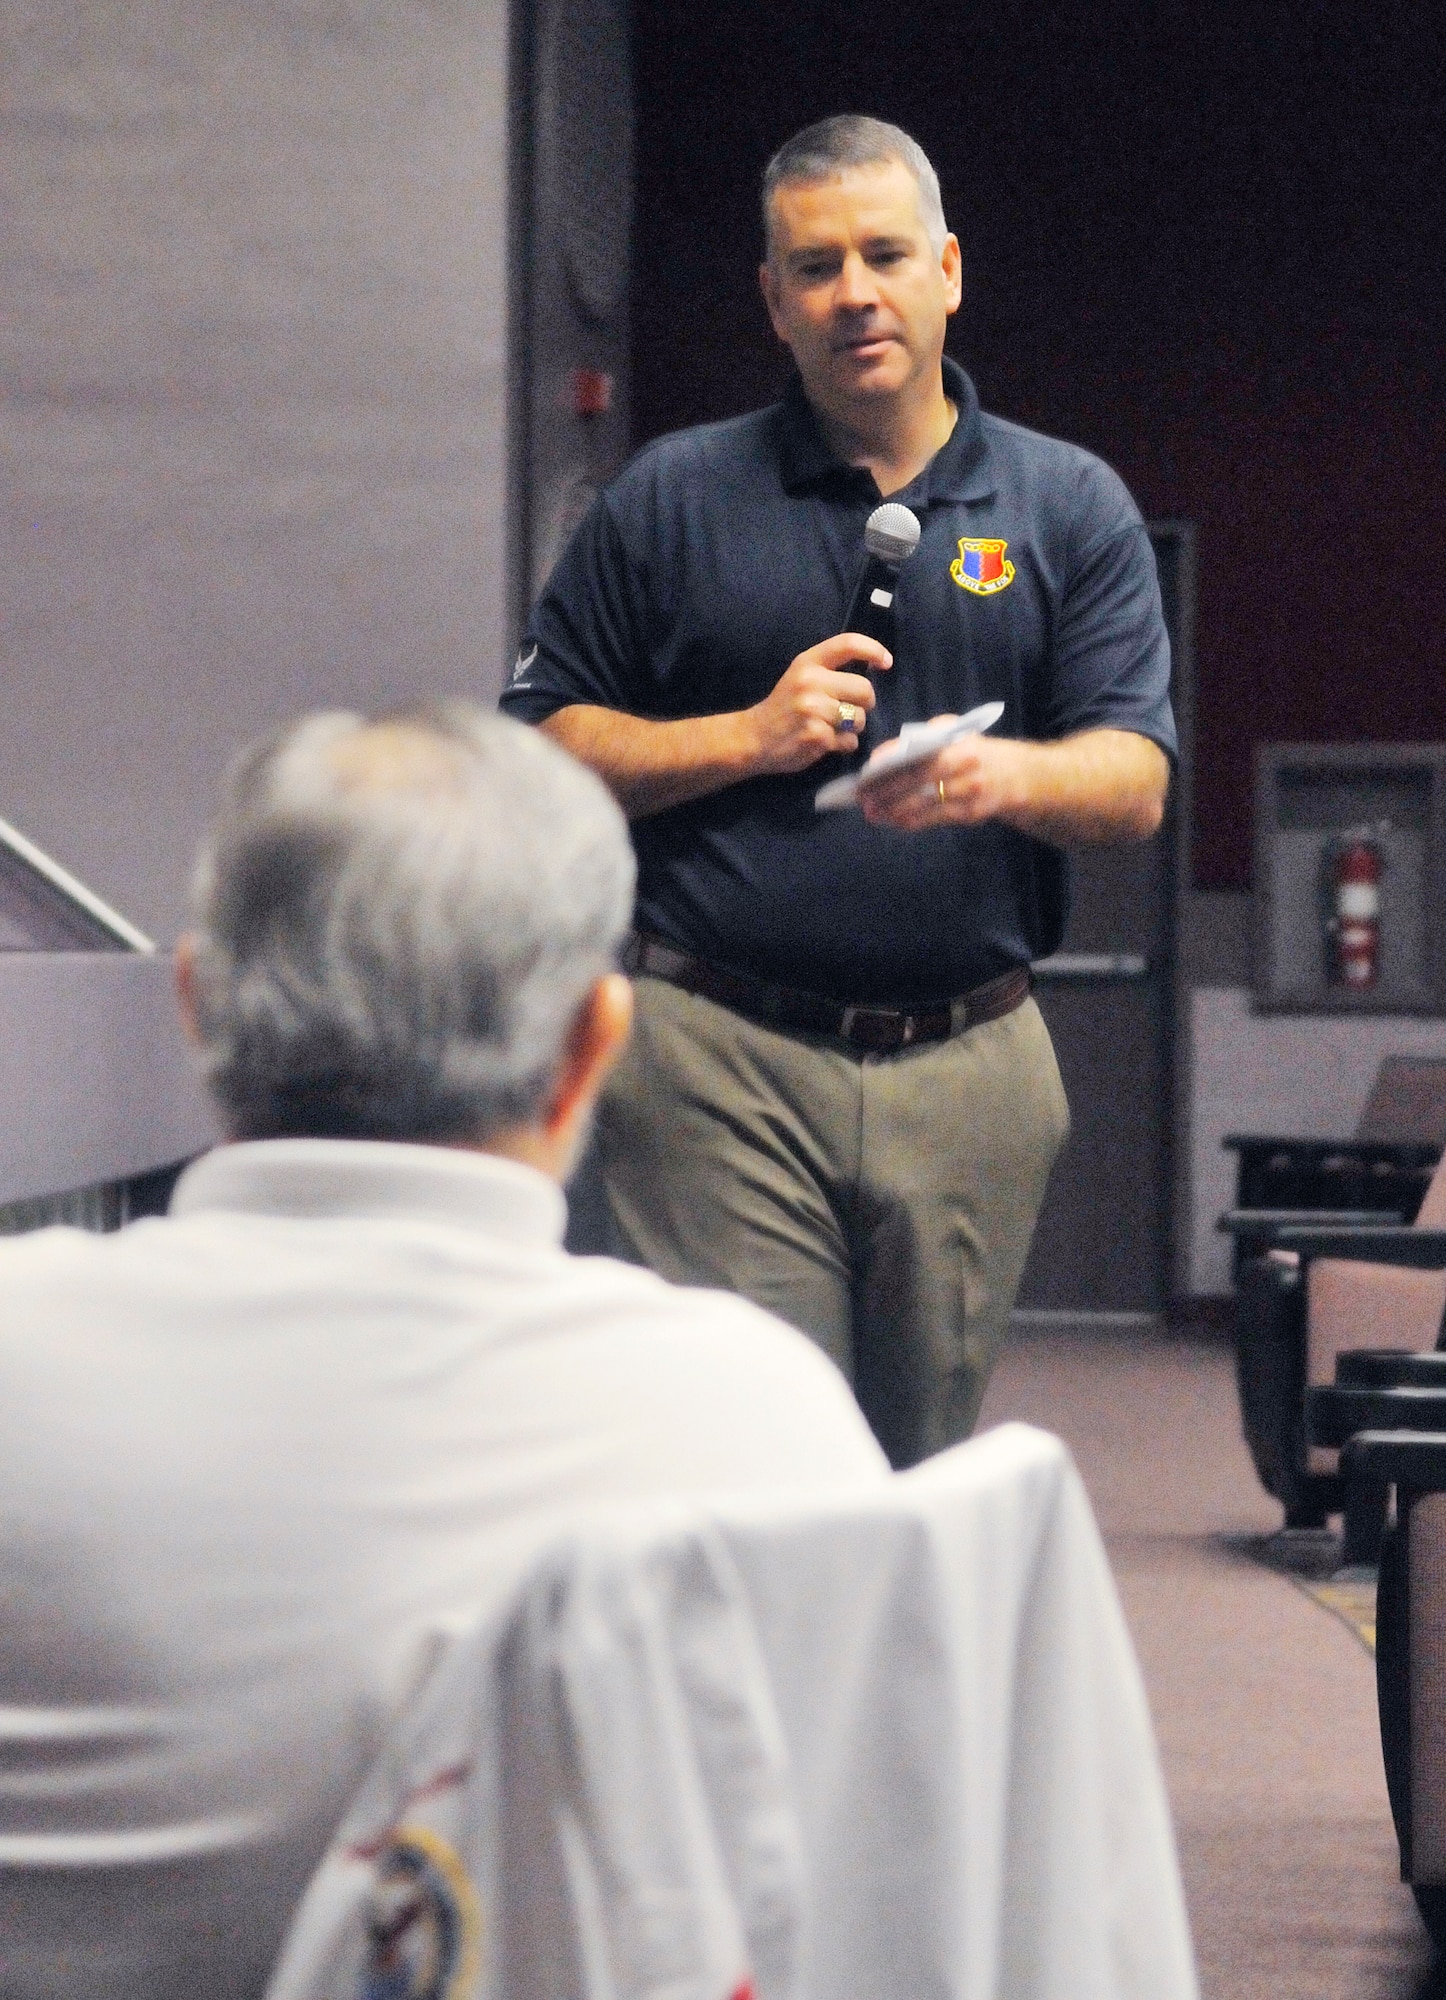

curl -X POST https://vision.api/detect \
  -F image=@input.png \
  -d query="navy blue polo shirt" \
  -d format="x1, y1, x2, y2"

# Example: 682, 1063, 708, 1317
502, 359, 1176, 1005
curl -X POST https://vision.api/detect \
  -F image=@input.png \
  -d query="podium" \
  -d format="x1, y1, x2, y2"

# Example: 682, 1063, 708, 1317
0, 818, 214, 1230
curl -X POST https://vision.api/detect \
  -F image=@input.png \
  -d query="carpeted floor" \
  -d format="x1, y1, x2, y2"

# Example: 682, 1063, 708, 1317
1301, 1568, 1380, 1655
1245, 1528, 1378, 1655
978, 1322, 1441, 2000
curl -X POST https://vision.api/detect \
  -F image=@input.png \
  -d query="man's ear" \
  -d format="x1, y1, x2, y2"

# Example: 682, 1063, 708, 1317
759, 259, 788, 344
941, 232, 963, 317
174, 933, 203, 1047
544, 973, 634, 1145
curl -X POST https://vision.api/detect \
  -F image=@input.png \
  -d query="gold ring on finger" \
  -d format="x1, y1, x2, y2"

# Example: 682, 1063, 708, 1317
938, 778, 947, 804
836, 701, 859, 730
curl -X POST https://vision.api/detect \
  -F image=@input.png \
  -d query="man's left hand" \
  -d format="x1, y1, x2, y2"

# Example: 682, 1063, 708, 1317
859, 724, 1170, 845
859, 727, 1026, 832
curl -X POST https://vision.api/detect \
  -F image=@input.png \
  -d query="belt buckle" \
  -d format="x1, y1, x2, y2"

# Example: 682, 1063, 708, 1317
839, 1004, 911, 1052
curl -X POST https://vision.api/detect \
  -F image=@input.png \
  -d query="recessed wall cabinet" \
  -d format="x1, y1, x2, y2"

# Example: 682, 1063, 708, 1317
1254, 744, 1446, 1013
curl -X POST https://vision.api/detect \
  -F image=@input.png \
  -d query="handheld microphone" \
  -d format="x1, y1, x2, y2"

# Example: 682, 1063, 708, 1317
844, 502, 922, 647
842, 502, 921, 748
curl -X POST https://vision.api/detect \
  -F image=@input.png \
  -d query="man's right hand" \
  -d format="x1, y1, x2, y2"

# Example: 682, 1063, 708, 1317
539, 631, 892, 820
742, 633, 892, 773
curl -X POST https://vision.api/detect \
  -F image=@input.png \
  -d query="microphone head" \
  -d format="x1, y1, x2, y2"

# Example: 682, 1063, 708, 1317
864, 502, 922, 566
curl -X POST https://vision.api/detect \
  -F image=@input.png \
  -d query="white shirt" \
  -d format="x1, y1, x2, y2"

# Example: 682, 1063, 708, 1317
0, 1139, 887, 2000
270, 1425, 1198, 2000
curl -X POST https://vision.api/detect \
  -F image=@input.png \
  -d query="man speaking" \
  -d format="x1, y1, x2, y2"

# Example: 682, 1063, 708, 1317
503, 115, 1175, 1465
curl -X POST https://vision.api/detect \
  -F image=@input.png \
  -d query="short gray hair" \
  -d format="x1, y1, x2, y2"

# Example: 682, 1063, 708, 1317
187, 703, 635, 1144
762, 116, 948, 258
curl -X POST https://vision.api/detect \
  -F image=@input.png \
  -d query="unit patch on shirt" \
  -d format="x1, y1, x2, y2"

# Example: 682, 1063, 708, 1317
359, 1823, 482, 2000
951, 537, 1016, 596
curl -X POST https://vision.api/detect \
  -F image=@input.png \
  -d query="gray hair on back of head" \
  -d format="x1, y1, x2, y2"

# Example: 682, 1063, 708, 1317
762, 115, 948, 257
187, 702, 635, 1144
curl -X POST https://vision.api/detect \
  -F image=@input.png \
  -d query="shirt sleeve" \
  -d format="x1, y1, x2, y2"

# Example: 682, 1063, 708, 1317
1042, 469, 1178, 761
499, 493, 653, 725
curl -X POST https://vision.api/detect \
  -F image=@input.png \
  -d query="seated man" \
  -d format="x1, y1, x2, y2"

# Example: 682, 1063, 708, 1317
0, 704, 887, 2000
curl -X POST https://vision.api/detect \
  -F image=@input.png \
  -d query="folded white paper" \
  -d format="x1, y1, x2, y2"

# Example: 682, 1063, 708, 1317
814, 701, 1005, 812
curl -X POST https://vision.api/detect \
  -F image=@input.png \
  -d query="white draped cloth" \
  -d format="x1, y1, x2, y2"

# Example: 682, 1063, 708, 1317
269, 1422, 1197, 2000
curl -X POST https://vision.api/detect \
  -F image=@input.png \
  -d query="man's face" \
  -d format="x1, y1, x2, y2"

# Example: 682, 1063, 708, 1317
759, 159, 962, 425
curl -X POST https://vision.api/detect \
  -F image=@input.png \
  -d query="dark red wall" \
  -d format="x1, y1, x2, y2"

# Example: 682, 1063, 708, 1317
631, 0, 1446, 889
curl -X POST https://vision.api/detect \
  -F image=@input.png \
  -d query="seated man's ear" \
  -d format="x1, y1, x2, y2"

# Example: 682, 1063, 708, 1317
544, 973, 634, 1145
174, 933, 203, 1047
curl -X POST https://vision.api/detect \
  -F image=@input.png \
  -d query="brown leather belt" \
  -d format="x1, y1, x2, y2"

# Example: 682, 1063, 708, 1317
623, 934, 1031, 1054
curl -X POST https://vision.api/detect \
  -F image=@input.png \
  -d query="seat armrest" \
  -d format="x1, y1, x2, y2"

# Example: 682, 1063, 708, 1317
1223, 1135, 1441, 1166
1223, 1134, 1335, 1155
1341, 1431, 1446, 1493
1217, 1208, 1402, 1238
1308, 1385, 1446, 1448
1337, 1351, 1446, 1388
1272, 1227, 1446, 1269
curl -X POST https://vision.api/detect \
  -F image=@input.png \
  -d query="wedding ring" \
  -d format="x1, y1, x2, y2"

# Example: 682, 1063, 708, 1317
836, 702, 859, 730
938, 779, 947, 804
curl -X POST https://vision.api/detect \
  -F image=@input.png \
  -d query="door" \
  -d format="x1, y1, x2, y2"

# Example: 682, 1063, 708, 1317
508, 0, 634, 638
1014, 525, 1193, 1313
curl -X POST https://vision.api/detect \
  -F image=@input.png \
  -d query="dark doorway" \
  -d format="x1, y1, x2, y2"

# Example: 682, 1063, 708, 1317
1015, 525, 1194, 1314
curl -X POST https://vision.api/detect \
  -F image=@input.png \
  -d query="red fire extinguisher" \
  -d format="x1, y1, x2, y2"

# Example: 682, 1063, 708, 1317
1325, 832, 1384, 988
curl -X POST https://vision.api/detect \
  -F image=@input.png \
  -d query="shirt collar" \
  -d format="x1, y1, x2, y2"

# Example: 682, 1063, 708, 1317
170, 1137, 569, 1245
776, 355, 996, 504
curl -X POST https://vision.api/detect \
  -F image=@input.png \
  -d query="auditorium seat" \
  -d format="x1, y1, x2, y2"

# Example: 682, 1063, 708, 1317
266, 1425, 1197, 2000
1218, 1054, 1446, 1282
1331, 1432, 1446, 1948
1229, 1148, 1446, 1527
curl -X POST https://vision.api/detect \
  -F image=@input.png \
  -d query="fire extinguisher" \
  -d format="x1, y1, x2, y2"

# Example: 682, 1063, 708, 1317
1324, 831, 1384, 988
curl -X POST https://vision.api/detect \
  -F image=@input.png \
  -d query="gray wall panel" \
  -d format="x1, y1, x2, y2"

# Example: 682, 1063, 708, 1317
0, 953, 214, 1203
0, 0, 509, 943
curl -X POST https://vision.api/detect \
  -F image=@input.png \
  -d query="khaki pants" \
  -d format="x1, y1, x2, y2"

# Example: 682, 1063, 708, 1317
598, 977, 1070, 1467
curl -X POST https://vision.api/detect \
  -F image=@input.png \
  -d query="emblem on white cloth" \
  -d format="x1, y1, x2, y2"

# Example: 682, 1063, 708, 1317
359, 1824, 481, 2000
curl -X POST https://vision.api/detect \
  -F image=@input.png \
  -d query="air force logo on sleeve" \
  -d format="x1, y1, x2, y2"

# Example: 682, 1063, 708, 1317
950, 537, 1015, 596
510, 643, 538, 687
